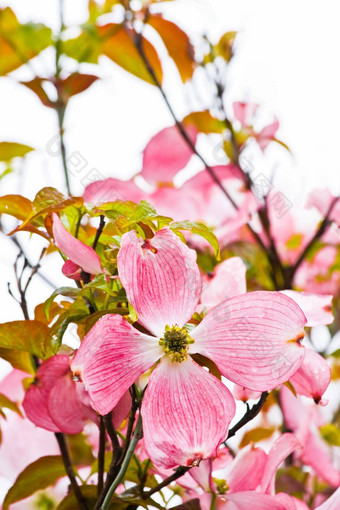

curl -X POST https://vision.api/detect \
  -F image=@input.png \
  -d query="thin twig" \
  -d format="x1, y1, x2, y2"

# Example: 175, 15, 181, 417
223, 391, 269, 443
286, 196, 340, 283
142, 466, 190, 500
92, 215, 105, 250
55, 433, 89, 510
97, 416, 106, 496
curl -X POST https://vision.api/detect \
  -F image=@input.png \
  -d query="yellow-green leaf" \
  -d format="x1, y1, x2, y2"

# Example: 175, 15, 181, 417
3, 456, 66, 510
99, 24, 163, 85
170, 220, 220, 259
320, 424, 340, 446
0, 348, 34, 374
215, 31, 237, 62
0, 320, 52, 360
0, 7, 52, 75
183, 111, 225, 134
240, 427, 275, 448
0, 142, 34, 161
0, 194, 33, 220
0, 393, 23, 416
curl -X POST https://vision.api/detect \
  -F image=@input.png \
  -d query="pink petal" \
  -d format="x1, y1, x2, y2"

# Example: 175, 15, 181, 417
217, 492, 286, 510
142, 356, 236, 469
306, 188, 340, 226
257, 118, 279, 150
23, 382, 61, 432
0, 368, 29, 403
290, 349, 330, 403
62, 259, 82, 280
112, 390, 132, 429
280, 290, 334, 327
261, 433, 302, 494
301, 429, 340, 487
200, 257, 247, 310
279, 385, 308, 431
225, 445, 267, 493
0, 412, 60, 482
232, 384, 261, 402
84, 177, 144, 205
141, 125, 198, 186
191, 292, 306, 391
117, 228, 201, 337
275, 494, 308, 510
52, 213, 102, 275
316, 488, 340, 510
233, 101, 258, 126
189, 459, 214, 492
22, 355, 70, 432
47, 374, 95, 434
71, 314, 162, 415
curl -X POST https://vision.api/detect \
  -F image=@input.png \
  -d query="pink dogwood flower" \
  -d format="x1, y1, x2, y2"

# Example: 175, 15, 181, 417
71, 228, 306, 469
23, 355, 97, 434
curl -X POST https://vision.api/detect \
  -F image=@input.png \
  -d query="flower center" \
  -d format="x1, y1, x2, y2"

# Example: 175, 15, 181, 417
159, 325, 194, 363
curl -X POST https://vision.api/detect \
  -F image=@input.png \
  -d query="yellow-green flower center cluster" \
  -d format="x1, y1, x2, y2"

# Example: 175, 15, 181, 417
159, 325, 194, 363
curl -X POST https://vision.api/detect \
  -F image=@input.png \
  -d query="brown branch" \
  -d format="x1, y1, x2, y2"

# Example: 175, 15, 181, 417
97, 416, 106, 496
142, 466, 190, 499
92, 215, 105, 250
223, 391, 269, 443
55, 432, 89, 510
285, 196, 340, 284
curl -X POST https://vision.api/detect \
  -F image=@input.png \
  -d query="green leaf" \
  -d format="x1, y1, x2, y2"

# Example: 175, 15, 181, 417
3, 456, 66, 510
0, 320, 52, 360
330, 349, 340, 358
99, 24, 163, 85
63, 27, 100, 64
0, 393, 23, 416
44, 287, 81, 320
0, 347, 34, 374
0, 194, 33, 220
320, 424, 340, 446
170, 221, 220, 259
0, 7, 52, 75
240, 427, 275, 448
66, 433, 95, 466
0, 142, 34, 161
57, 485, 127, 509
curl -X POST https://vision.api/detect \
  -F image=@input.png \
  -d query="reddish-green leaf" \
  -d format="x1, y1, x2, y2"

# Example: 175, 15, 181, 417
60, 73, 99, 100
20, 77, 54, 107
0, 142, 34, 161
0, 194, 33, 220
99, 24, 163, 85
3, 456, 66, 510
148, 14, 195, 82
